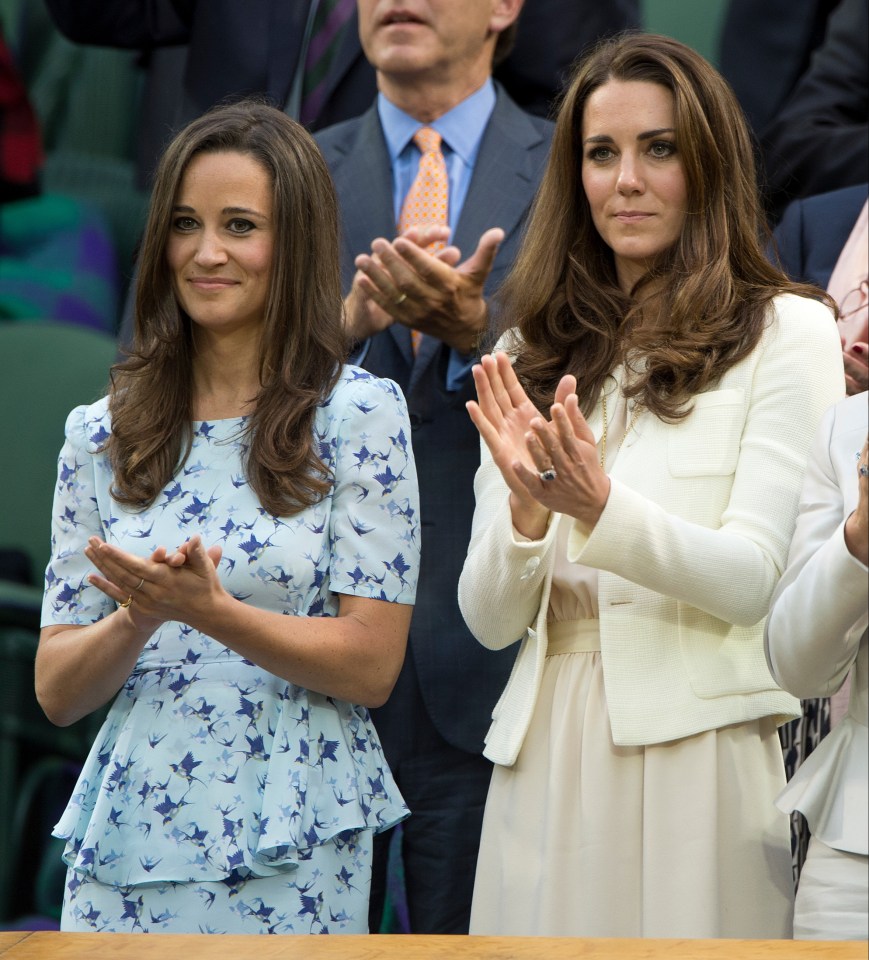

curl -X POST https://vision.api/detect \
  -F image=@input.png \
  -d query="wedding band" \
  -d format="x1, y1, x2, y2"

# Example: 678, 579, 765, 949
119, 595, 134, 608
539, 468, 557, 482
394, 292, 408, 306
135, 577, 145, 591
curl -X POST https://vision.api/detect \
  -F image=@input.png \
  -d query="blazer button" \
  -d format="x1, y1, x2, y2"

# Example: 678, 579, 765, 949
520, 555, 541, 580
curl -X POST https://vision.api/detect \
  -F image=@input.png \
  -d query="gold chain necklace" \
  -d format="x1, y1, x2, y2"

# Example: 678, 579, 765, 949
599, 390, 641, 470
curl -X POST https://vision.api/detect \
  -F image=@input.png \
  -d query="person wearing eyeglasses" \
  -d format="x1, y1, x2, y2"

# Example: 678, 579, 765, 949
774, 184, 868, 397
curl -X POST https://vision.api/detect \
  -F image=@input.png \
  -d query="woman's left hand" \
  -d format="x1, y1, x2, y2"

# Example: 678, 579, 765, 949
519, 392, 612, 534
85, 535, 224, 628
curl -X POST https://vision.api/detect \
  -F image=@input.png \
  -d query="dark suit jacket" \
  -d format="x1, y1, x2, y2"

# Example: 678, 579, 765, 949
44, 0, 637, 186
718, 0, 840, 137
772, 183, 868, 288
315, 90, 553, 754
44, 0, 376, 185
760, 0, 869, 223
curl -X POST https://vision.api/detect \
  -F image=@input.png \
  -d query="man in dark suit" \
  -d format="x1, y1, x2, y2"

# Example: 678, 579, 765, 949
43, 0, 639, 188
759, 0, 868, 223
718, 0, 841, 138
314, 0, 552, 934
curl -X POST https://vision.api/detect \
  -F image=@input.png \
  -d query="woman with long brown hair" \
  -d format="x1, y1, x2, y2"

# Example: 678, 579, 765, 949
36, 100, 419, 934
459, 34, 845, 938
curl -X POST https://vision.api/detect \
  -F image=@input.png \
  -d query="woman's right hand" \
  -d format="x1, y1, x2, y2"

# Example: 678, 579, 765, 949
467, 352, 574, 539
84, 535, 224, 631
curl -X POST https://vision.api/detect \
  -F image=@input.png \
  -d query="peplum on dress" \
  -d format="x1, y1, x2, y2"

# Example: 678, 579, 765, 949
40, 366, 420, 934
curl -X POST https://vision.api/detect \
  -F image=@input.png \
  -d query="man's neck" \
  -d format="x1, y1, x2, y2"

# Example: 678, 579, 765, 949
377, 70, 491, 124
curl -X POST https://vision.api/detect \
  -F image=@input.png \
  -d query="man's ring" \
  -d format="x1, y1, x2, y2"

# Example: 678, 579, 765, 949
135, 577, 145, 591
539, 468, 557, 482
394, 292, 408, 306
119, 595, 134, 608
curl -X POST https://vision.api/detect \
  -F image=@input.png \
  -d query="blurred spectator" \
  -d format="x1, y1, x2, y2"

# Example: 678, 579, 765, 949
718, 0, 840, 138
774, 183, 868, 394
769, 179, 867, 881
765, 392, 868, 941
0, 27, 119, 332
0, 25, 42, 202
759, 0, 868, 223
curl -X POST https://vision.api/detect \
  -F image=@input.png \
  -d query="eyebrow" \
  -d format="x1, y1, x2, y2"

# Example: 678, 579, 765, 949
172, 204, 268, 218
583, 127, 676, 145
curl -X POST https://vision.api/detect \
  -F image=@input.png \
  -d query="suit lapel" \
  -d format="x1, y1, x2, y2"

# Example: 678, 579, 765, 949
452, 88, 548, 281
323, 109, 415, 368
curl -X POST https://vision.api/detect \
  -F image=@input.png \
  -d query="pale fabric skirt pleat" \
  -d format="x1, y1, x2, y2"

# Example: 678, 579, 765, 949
794, 838, 868, 940
470, 621, 794, 938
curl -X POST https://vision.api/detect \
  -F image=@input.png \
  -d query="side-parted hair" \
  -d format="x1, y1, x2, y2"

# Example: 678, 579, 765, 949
107, 99, 347, 515
498, 32, 832, 419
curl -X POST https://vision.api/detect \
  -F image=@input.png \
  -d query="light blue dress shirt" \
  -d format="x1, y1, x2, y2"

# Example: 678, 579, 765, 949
376, 80, 496, 390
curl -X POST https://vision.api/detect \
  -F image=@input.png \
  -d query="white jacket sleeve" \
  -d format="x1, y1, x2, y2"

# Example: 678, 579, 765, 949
458, 443, 560, 651
765, 399, 868, 698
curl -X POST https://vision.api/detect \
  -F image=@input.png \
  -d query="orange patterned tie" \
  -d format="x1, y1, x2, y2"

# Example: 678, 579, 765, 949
398, 127, 448, 353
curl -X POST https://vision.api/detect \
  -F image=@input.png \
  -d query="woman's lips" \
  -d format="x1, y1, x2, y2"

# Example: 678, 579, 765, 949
614, 211, 653, 223
188, 278, 238, 290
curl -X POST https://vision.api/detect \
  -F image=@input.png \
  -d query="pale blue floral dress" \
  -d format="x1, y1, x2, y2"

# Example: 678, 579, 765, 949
40, 366, 420, 934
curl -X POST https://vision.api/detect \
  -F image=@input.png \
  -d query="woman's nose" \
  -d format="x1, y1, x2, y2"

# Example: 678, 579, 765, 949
616, 157, 643, 194
194, 231, 228, 266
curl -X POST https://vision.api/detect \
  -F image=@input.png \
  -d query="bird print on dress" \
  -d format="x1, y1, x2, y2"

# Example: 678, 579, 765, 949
42, 367, 419, 933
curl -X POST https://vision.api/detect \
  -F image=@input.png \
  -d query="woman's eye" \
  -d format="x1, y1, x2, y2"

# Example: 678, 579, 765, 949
173, 216, 197, 231
588, 146, 614, 162
649, 140, 676, 158
228, 219, 255, 234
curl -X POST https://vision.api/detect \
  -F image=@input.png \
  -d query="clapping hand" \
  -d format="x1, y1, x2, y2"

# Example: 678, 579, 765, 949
346, 225, 503, 354
84, 535, 224, 631
467, 352, 611, 538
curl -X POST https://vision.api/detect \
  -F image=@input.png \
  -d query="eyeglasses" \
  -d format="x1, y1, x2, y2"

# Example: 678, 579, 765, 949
839, 278, 868, 321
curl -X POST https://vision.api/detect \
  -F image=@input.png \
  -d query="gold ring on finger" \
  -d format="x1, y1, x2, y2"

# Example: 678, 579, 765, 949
394, 292, 408, 306
135, 577, 145, 591
119, 595, 134, 608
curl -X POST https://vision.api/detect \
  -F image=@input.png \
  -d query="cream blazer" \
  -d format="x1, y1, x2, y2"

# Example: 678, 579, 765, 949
766, 392, 868, 856
458, 294, 846, 766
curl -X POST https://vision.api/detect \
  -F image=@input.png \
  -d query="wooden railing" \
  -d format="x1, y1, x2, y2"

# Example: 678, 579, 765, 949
0, 931, 864, 959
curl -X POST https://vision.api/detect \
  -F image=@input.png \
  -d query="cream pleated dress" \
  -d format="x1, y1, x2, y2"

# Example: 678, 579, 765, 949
470, 384, 795, 938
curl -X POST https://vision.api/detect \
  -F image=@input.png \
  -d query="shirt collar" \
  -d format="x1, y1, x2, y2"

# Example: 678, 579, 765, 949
378, 79, 496, 167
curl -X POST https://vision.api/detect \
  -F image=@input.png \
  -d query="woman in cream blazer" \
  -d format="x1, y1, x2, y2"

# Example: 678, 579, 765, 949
765, 392, 868, 940
461, 296, 844, 765
458, 34, 846, 940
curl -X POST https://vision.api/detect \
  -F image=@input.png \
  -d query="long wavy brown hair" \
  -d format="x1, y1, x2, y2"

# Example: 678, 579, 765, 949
106, 99, 347, 515
497, 32, 831, 419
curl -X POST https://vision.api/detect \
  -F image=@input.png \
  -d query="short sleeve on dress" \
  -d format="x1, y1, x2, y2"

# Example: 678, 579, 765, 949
326, 371, 420, 605
40, 399, 116, 627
